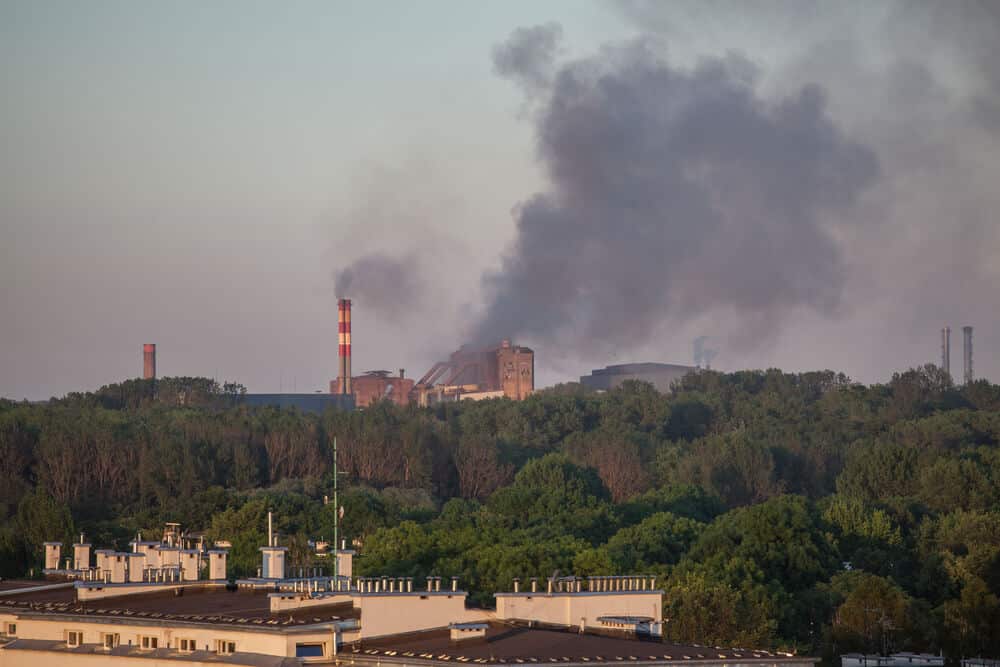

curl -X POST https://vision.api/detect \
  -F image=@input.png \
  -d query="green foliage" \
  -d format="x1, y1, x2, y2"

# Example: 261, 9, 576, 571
604, 512, 702, 571
662, 569, 778, 647
4, 368, 1000, 656
14, 490, 75, 573
829, 572, 911, 653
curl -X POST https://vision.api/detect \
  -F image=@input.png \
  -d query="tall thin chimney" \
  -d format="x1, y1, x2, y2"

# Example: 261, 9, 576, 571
143, 344, 156, 380
941, 327, 951, 376
338, 299, 352, 395
963, 326, 973, 384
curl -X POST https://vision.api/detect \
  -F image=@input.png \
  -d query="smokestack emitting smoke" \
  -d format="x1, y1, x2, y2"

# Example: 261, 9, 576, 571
338, 299, 352, 395
941, 327, 951, 376
467, 26, 878, 356
334, 253, 421, 324
143, 344, 156, 380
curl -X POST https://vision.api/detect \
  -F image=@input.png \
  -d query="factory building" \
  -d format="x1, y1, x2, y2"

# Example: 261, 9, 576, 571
333, 370, 414, 409
2, 523, 816, 667
413, 339, 535, 406
580, 362, 696, 394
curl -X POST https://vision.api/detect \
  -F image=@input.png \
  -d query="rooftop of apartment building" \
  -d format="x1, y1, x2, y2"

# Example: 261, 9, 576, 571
348, 621, 799, 666
0, 638, 295, 667
0, 581, 357, 628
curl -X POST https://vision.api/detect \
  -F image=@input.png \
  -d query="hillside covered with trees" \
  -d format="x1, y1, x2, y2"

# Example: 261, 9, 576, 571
2, 366, 1000, 658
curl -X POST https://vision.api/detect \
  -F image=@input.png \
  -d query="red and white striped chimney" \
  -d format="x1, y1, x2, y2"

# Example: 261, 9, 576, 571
338, 299, 352, 395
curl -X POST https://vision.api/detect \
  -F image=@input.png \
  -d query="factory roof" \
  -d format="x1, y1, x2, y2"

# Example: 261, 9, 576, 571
589, 363, 695, 375
348, 622, 807, 666
0, 585, 357, 629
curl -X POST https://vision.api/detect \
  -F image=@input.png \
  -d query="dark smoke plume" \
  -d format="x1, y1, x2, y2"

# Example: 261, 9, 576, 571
472, 31, 878, 355
335, 253, 422, 322
492, 23, 563, 98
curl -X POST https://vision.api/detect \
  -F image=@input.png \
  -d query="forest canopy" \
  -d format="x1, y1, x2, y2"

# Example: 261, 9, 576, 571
2, 365, 1000, 657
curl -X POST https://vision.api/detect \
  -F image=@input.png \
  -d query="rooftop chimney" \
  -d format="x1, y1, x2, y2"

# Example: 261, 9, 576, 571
963, 326, 974, 384
338, 299, 352, 395
143, 344, 156, 380
941, 327, 951, 376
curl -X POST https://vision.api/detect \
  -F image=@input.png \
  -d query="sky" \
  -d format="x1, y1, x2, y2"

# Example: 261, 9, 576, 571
2, 0, 998, 400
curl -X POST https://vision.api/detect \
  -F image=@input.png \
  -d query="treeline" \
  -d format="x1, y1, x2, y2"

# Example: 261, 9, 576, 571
2, 367, 1000, 658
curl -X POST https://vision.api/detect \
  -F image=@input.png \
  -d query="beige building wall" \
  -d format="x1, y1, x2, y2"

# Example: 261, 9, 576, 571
270, 592, 354, 613
73, 544, 91, 571
208, 552, 227, 580
336, 550, 353, 578
125, 554, 145, 582
76, 582, 226, 601
350, 593, 489, 640
0, 613, 337, 658
495, 592, 662, 629
43, 543, 61, 570
157, 547, 180, 568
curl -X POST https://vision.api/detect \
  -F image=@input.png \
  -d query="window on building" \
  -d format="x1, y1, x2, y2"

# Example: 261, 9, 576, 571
4, 623, 15, 636
178, 638, 197, 652
101, 633, 119, 649
139, 635, 159, 650
296, 643, 326, 658
216, 639, 236, 655
66, 630, 83, 647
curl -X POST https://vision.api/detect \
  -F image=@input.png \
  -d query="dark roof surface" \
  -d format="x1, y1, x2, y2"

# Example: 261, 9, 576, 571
0, 639, 299, 666
0, 580, 64, 593
351, 622, 796, 664
0, 586, 357, 628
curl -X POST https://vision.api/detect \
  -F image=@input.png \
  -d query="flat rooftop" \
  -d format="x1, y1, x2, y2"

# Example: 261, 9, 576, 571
351, 622, 798, 665
0, 585, 357, 628
0, 579, 68, 593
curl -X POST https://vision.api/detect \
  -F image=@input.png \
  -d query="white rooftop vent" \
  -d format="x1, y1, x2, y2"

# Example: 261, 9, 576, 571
450, 622, 488, 642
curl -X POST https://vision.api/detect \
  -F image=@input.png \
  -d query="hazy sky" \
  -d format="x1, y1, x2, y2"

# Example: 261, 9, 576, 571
3, 1, 998, 400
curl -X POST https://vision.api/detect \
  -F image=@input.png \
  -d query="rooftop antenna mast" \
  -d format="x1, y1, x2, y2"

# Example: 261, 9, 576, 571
332, 437, 348, 580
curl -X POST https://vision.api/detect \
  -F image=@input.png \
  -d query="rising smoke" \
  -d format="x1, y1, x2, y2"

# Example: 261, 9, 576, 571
334, 253, 422, 322
471, 27, 878, 356
336, 5, 1000, 382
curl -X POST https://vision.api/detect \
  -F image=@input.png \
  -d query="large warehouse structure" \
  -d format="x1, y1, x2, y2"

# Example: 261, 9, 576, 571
580, 362, 697, 393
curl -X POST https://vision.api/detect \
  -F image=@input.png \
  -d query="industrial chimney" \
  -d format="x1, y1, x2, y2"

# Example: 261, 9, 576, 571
338, 299, 352, 395
143, 344, 156, 380
963, 326, 973, 384
941, 327, 951, 376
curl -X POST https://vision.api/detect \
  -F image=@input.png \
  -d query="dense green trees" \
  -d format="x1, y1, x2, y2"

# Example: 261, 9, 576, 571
2, 365, 1000, 656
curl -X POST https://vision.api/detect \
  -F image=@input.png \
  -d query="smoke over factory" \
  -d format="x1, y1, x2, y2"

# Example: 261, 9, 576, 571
330, 297, 534, 408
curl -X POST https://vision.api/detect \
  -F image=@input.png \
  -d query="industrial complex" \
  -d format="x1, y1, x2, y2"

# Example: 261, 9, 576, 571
0, 521, 817, 667
139, 297, 535, 412
136, 301, 984, 413
329, 299, 535, 407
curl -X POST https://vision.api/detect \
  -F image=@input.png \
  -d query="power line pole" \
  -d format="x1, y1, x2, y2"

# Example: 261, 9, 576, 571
333, 436, 339, 580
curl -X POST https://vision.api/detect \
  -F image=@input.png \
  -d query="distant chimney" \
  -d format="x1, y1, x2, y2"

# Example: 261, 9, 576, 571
941, 327, 951, 376
963, 326, 973, 384
338, 299, 352, 395
143, 344, 156, 380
